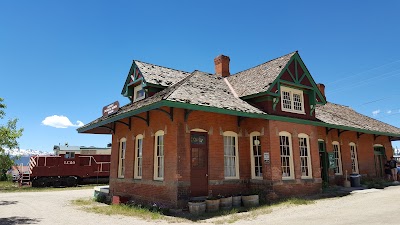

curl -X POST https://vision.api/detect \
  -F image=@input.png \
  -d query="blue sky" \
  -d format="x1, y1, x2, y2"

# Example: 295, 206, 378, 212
1, 1, 400, 152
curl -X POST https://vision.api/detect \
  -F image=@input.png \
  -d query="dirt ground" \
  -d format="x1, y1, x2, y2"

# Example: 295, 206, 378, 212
1, 186, 399, 225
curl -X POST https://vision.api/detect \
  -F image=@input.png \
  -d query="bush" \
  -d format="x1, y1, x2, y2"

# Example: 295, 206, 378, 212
94, 194, 107, 203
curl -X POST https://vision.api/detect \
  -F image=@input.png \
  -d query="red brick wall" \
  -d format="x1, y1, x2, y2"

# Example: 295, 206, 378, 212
317, 126, 393, 185
108, 106, 394, 208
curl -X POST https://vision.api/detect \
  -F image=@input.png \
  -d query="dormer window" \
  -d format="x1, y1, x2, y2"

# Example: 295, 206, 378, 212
133, 85, 145, 101
281, 86, 305, 114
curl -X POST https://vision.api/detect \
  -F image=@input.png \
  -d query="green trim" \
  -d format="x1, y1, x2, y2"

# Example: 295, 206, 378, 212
254, 96, 273, 103
272, 97, 280, 111
143, 82, 166, 89
78, 100, 400, 139
77, 101, 164, 133
280, 80, 313, 90
162, 101, 265, 119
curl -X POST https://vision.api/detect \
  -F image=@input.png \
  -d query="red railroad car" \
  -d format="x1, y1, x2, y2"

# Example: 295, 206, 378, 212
29, 153, 110, 187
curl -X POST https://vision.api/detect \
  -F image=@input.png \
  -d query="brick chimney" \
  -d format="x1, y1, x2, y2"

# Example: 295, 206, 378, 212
317, 83, 326, 99
214, 55, 230, 77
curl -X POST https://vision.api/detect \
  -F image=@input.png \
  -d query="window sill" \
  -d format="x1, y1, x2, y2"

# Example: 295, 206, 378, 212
281, 109, 306, 115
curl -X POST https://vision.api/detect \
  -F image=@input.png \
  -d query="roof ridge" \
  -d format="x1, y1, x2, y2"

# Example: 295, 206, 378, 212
232, 51, 297, 76
162, 70, 200, 100
134, 60, 190, 74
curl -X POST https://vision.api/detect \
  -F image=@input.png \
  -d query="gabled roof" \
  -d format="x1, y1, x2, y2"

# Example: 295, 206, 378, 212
316, 103, 400, 135
79, 71, 265, 133
121, 60, 190, 97
227, 51, 296, 97
134, 60, 190, 87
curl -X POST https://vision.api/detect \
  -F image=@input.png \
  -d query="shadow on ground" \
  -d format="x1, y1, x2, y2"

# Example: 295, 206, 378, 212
0, 217, 41, 225
0, 200, 18, 206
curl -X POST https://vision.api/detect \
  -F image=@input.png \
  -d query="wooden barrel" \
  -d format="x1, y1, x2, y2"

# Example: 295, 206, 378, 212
206, 199, 220, 212
242, 195, 259, 207
232, 196, 242, 207
220, 196, 232, 210
188, 201, 206, 215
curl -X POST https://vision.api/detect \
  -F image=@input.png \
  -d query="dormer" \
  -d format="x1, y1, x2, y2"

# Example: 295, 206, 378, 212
121, 60, 190, 103
227, 51, 326, 120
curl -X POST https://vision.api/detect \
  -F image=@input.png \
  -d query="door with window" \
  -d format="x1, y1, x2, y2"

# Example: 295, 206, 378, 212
190, 132, 208, 196
318, 141, 329, 183
374, 146, 386, 177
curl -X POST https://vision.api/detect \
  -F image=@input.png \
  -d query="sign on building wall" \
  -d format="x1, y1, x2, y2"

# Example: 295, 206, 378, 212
328, 152, 336, 169
264, 152, 270, 164
102, 101, 120, 117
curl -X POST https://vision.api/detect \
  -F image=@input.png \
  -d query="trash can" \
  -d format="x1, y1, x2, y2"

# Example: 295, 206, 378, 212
350, 174, 361, 187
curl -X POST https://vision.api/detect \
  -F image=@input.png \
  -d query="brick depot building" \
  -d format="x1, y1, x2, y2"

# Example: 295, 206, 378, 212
78, 51, 400, 208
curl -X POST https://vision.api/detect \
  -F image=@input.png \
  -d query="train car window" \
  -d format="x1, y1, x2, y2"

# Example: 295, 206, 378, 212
65, 152, 75, 159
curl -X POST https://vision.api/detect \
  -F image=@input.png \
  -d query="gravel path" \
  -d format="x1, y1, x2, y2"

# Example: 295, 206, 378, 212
1, 186, 399, 225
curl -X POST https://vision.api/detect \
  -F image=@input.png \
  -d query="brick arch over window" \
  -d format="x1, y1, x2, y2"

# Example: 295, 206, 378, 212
279, 131, 294, 180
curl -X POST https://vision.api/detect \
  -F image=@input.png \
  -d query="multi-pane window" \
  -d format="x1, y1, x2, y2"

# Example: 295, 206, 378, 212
333, 141, 342, 175
118, 138, 126, 178
154, 131, 164, 180
223, 131, 239, 179
281, 86, 305, 114
282, 91, 292, 109
134, 134, 143, 179
299, 134, 312, 178
279, 131, 294, 179
250, 132, 262, 179
349, 143, 359, 174
65, 152, 75, 159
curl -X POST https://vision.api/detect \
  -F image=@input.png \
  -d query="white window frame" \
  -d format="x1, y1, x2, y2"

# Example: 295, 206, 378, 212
279, 131, 294, 180
118, 138, 126, 178
298, 133, 312, 179
153, 130, 164, 181
332, 141, 342, 175
349, 142, 359, 174
223, 131, 240, 179
280, 86, 305, 114
250, 131, 263, 179
134, 134, 144, 179
133, 85, 145, 101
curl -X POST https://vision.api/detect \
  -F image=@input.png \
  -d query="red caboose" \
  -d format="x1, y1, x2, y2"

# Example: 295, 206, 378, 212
29, 151, 110, 187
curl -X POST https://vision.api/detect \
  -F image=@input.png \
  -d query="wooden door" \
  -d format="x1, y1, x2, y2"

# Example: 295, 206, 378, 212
190, 132, 208, 197
318, 141, 329, 183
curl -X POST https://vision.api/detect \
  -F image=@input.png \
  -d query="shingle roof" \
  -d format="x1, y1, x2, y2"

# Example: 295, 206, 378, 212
79, 70, 265, 132
135, 60, 190, 87
166, 71, 265, 114
227, 51, 296, 97
315, 102, 400, 134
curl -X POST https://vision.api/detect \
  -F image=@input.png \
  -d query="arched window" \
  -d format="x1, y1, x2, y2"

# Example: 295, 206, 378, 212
250, 131, 262, 179
118, 138, 126, 178
223, 131, 239, 179
134, 134, 144, 179
279, 131, 294, 179
154, 130, 165, 180
332, 141, 342, 175
299, 133, 312, 178
349, 142, 359, 174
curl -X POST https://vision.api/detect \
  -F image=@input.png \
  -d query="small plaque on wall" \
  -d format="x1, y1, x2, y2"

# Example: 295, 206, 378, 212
264, 152, 270, 164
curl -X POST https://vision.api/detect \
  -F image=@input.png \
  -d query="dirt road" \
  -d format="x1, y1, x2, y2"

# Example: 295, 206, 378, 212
1, 186, 398, 225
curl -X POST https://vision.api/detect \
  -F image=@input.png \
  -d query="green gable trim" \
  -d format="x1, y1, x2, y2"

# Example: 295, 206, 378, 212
266, 53, 327, 105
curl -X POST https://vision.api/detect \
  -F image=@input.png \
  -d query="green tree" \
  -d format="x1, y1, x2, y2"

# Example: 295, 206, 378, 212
0, 97, 23, 180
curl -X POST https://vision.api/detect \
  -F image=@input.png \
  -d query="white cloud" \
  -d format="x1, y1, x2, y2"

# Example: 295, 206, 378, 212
372, 110, 381, 116
42, 115, 84, 128
387, 110, 392, 114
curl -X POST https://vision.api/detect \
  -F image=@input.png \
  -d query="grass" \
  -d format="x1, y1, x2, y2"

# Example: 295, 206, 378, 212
72, 198, 169, 221
71, 197, 315, 224
0, 181, 102, 192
